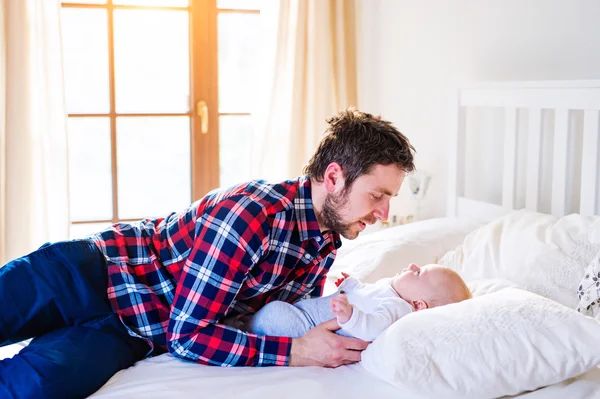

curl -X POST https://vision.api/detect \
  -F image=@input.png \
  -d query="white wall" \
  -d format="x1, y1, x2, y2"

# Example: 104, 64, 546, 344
356, 0, 600, 220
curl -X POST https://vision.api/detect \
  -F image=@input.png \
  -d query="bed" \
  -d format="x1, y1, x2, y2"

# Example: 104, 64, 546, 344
3, 80, 600, 398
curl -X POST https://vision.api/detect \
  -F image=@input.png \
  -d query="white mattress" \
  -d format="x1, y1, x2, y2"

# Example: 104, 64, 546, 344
2, 216, 600, 398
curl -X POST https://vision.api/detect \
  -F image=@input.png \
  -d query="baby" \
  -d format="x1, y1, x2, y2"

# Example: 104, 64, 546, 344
242, 263, 472, 342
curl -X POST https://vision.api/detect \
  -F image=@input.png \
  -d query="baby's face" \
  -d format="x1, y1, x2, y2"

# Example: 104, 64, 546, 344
391, 264, 456, 307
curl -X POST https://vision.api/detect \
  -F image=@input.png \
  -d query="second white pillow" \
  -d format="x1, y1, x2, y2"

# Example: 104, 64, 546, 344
440, 210, 600, 308
360, 288, 600, 399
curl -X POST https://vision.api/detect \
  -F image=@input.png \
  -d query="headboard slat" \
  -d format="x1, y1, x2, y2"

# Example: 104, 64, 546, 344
446, 89, 465, 217
502, 108, 518, 210
581, 109, 600, 216
525, 108, 542, 213
551, 109, 569, 216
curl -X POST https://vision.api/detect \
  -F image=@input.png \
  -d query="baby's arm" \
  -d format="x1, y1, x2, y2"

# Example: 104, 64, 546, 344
329, 278, 366, 323
330, 293, 353, 323
337, 298, 413, 342
334, 276, 363, 294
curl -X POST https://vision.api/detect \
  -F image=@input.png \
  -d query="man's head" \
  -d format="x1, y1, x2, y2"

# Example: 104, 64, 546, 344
391, 263, 472, 311
305, 108, 416, 239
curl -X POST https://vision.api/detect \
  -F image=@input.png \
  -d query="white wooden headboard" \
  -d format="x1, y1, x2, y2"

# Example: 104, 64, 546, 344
447, 80, 600, 221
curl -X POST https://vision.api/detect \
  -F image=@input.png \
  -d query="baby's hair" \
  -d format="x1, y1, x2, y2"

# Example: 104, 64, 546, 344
427, 269, 472, 308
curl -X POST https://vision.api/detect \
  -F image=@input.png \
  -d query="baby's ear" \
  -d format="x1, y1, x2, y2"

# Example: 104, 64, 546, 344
412, 300, 428, 311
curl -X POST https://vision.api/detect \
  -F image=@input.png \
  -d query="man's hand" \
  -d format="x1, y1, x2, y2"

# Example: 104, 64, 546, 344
330, 293, 352, 323
289, 318, 369, 367
334, 272, 350, 287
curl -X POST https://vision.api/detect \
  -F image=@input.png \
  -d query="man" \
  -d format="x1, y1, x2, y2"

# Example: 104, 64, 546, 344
0, 109, 415, 398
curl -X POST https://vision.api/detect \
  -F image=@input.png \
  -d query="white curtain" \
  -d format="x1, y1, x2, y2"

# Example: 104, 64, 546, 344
251, 0, 358, 181
0, 0, 69, 264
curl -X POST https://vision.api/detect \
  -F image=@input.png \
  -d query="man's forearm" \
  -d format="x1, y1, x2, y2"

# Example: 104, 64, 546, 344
168, 319, 292, 367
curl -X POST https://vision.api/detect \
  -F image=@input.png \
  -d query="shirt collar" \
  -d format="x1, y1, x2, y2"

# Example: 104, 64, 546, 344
294, 176, 342, 249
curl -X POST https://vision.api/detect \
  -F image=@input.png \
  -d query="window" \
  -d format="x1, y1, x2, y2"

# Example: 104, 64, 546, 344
61, 0, 261, 237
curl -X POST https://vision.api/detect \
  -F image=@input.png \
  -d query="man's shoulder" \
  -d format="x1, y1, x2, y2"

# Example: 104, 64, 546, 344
202, 178, 301, 215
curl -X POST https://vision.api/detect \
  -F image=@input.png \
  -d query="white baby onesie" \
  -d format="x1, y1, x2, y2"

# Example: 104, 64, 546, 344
336, 277, 414, 341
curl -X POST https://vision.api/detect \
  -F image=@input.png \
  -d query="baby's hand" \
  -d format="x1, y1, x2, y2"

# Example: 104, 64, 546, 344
330, 293, 353, 324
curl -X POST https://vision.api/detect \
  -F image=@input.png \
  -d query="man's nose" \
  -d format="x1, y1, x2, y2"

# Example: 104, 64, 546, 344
373, 200, 390, 222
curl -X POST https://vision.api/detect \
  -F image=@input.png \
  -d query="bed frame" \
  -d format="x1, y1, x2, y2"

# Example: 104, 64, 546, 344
448, 80, 600, 221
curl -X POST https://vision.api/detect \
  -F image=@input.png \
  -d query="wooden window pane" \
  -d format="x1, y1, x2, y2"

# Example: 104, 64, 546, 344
70, 222, 112, 240
114, 9, 190, 113
67, 118, 114, 221
219, 115, 253, 188
117, 117, 191, 219
217, 12, 260, 113
61, 8, 110, 113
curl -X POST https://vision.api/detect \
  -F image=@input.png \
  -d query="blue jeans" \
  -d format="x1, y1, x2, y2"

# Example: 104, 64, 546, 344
0, 240, 149, 399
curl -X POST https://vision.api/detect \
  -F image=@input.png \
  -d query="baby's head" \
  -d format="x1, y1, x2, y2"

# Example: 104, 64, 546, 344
391, 263, 471, 311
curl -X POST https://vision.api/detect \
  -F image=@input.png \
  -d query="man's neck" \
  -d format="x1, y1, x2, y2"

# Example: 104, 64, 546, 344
309, 178, 327, 232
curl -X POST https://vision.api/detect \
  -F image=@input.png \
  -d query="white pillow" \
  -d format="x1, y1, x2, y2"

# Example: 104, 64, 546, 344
361, 288, 600, 399
467, 278, 517, 297
440, 210, 600, 308
325, 217, 481, 294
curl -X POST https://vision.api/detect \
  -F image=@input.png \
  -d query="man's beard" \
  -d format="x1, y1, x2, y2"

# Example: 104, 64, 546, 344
318, 190, 356, 239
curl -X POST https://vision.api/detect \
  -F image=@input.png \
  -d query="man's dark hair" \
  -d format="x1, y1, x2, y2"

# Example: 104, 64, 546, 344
303, 108, 416, 188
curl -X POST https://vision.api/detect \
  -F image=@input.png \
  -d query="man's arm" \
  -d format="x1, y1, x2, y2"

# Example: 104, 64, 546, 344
167, 195, 292, 367
167, 194, 367, 367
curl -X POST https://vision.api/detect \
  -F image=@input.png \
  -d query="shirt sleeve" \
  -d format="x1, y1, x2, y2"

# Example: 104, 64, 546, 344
166, 195, 292, 367
338, 297, 413, 342
337, 276, 361, 292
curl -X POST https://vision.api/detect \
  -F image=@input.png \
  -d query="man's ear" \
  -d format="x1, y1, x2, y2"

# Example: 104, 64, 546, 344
322, 162, 344, 193
412, 300, 429, 311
